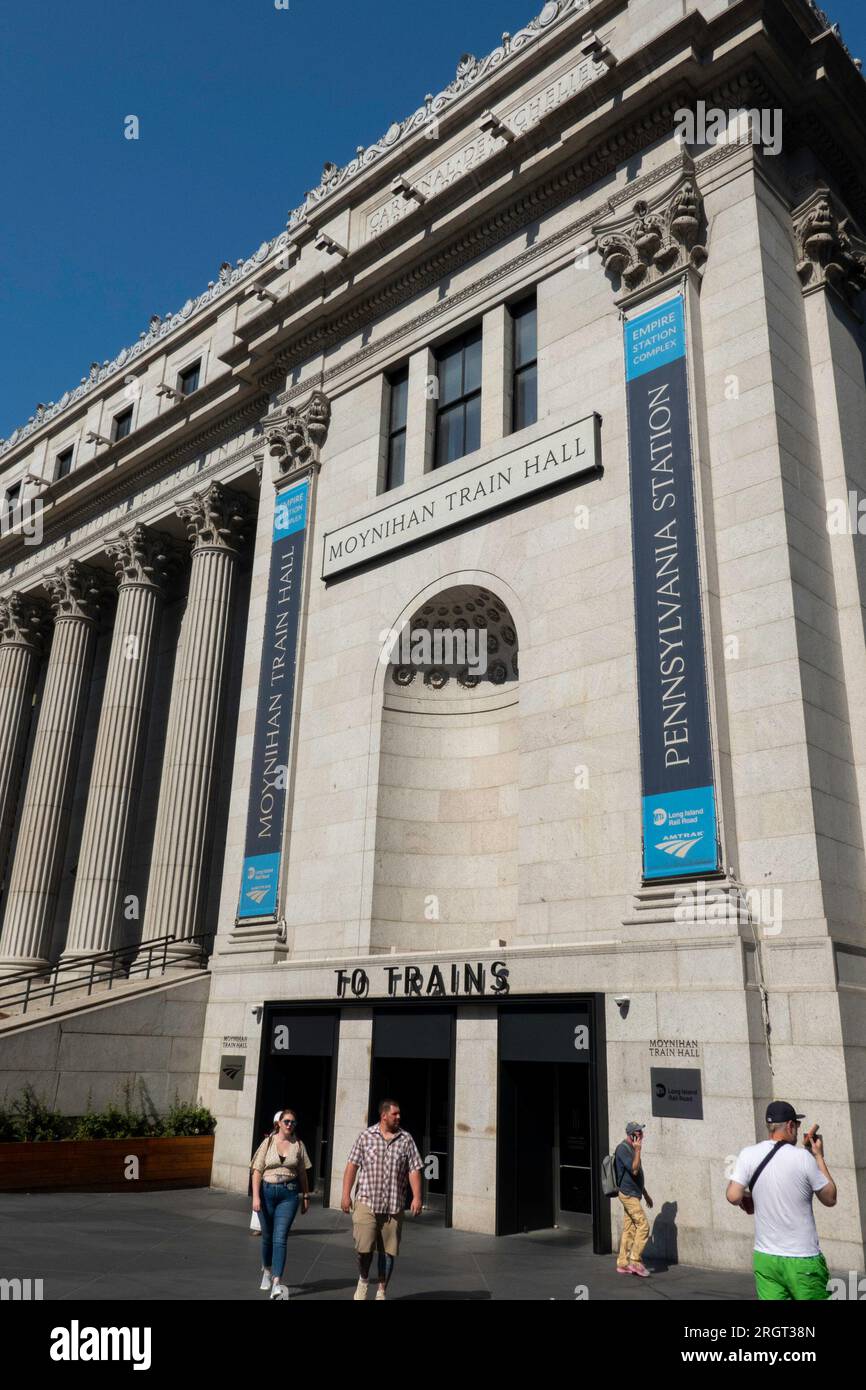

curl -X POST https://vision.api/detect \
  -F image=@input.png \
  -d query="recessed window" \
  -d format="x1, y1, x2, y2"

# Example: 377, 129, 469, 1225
4, 480, 22, 516
385, 367, 409, 491
56, 446, 75, 479
178, 361, 201, 396
511, 297, 538, 433
112, 407, 133, 442
434, 326, 482, 469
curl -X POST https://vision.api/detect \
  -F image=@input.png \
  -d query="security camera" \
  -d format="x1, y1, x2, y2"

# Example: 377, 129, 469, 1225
614, 996, 630, 1008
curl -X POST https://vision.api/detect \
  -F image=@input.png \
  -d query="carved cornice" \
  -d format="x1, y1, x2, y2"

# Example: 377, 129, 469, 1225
264, 391, 332, 484
594, 174, 708, 295
45, 561, 113, 624
105, 524, 185, 593
286, 0, 592, 228
792, 186, 866, 302
262, 90, 708, 394
0, 592, 50, 650
176, 481, 254, 555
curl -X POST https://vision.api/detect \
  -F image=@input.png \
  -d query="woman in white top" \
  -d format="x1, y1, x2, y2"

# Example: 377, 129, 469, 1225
250, 1108, 312, 1299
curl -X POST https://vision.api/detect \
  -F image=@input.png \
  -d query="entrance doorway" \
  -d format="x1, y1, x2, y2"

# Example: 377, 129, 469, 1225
254, 1009, 338, 1199
498, 1062, 592, 1234
496, 1000, 602, 1245
369, 1009, 454, 1220
259, 1053, 333, 1194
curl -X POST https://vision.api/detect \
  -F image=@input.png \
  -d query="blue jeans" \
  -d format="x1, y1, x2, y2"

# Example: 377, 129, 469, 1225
259, 1183, 300, 1278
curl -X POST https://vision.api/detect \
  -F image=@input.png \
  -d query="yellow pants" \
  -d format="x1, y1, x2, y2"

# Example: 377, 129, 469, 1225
617, 1193, 649, 1267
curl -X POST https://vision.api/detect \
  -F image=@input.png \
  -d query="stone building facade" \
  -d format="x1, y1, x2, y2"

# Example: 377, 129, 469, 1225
2, 0, 866, 1272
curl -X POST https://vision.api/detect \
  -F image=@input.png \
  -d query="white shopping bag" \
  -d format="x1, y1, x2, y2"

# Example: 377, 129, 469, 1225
249, 1210, 261, 1234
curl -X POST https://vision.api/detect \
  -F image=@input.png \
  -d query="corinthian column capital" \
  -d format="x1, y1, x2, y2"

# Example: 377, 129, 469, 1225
0, 591, 50, 650
593, 173, 708, 300
793, 186, 866, 304
264, 389, 332, 485
176, 481, 253, 554
105, 524, 184, 592
45, 560, 113, 623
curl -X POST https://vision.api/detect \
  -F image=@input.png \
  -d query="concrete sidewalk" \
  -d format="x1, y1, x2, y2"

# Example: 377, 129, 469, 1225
0, 1189, 758, 1301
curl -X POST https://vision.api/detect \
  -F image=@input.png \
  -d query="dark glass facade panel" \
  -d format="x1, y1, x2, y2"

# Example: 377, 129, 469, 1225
512, 297, 538, 433
385, 367, 409, 491
179, 361, 200, 395
434, 326, 482, 468
112, 408, 133, 441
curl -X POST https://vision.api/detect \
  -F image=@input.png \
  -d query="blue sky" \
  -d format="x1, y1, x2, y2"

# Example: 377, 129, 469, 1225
1, 0, 865, 440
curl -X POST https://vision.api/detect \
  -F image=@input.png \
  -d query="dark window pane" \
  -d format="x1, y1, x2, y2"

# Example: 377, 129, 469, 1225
514, 302, 537, 368
5, 482, 21, 511
179, 362, 200, 395
463, 330, 482, 394
438, 345, 463, 406
56, 448, 74, 478
464, 393, 481, 456
514, 365, 538, 432
435, 403, 464, 468
387, 431, 406, 490
113, 409, 133, 441
389, 371, 409, 431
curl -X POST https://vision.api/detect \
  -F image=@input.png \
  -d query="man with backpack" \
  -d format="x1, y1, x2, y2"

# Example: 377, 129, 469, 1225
610, 1121, 654, 1277
726, 1100, 837, 1300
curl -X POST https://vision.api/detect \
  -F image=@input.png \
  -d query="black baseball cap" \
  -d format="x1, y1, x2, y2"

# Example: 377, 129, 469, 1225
766, 1101, 805, 1126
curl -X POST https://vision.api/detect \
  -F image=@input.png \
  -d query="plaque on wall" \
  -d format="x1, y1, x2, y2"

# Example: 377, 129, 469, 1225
219, 1055, 246, 1091
650, 1066, 703, 1120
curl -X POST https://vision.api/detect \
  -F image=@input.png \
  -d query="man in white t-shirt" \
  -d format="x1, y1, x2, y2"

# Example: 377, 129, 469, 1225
726, 1100, 837, 1300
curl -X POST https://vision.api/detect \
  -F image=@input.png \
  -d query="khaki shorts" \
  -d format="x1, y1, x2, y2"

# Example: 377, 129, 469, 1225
352, 1202, 404, 1256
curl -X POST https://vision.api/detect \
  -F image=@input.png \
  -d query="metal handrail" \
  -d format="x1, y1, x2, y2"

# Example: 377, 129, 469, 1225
0, 930, 214, 1017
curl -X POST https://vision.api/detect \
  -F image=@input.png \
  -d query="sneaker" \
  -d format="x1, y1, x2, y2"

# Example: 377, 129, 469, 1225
353, 1278, 369, 1301
616, 1265, 633, 1275
260, 1270, 272, 1292
270, 1281, 289, 1300
628, 1263, 651, 1278
375, 1287, 386, 1301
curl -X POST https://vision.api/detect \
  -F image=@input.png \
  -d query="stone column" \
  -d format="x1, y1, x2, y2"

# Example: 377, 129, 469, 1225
62, 526, 182, 963
0, 593, 48, 893
0, 563, 110, 976
141, 481, 252, 962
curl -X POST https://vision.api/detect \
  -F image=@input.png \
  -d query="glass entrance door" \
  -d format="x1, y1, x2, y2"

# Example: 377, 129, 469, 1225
556, 1063, 593, 1226
369, 1056, 450, 1210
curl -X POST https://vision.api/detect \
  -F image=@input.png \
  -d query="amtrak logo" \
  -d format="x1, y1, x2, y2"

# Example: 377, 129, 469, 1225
246, 887, 270, 905
656, 836, 703, 860
221, 1064, 243, 1081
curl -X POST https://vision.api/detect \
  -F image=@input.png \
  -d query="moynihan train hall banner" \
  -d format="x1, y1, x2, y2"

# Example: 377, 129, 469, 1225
237, 479, 309, 918
625, 297, 720, 881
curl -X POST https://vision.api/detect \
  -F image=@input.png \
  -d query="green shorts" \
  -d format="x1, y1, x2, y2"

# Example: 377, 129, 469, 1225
753, 1250, 830, 1301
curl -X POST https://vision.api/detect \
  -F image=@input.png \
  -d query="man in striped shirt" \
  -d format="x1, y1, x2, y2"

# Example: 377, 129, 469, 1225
342, 1098, 424, 1301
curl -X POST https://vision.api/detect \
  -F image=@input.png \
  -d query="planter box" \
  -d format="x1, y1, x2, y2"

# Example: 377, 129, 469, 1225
0, 1135, 214, 1193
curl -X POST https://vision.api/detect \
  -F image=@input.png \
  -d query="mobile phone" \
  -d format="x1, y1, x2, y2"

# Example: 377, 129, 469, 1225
804, 1124, 819, 1150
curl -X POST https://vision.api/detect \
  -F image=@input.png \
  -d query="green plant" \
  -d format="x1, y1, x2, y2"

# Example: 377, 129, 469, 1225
0, 1103, 16, 1143
72, 1080, 156, 1140
159, 1097, 216, 1137
9, 1086, 68, 1142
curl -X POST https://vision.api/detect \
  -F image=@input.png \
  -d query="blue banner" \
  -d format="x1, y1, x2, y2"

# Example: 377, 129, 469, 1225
238, 480, 309, 918
625, 299, 720, 880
